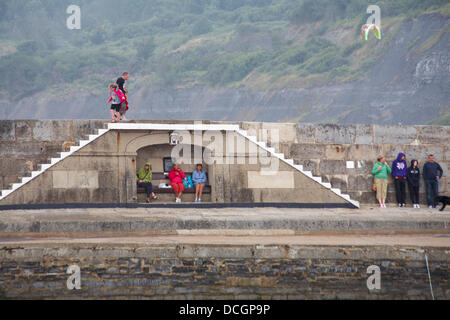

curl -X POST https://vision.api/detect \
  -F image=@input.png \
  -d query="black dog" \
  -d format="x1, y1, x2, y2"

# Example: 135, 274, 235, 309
435, 196, 450, 211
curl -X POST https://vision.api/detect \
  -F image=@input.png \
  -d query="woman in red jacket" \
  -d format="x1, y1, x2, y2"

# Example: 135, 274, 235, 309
168, 163, 185, 203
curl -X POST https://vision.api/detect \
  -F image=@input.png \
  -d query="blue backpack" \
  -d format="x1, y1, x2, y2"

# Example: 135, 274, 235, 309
183, 176, 193, 188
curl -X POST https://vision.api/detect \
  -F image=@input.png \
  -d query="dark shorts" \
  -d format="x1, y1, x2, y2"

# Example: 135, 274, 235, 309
111, 104, 121, 112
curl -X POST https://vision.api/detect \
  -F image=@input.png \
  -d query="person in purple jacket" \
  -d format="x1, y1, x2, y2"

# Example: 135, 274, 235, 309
392, 152, 407, 207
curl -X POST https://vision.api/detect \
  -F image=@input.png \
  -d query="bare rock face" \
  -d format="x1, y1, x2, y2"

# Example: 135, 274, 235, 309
414, 52, 450, 86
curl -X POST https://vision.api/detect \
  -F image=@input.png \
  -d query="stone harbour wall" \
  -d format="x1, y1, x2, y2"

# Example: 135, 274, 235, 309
1, 120, 449, 204
0, 244, 448, 300
0, 120, 105, 191
242, 122, 450, 204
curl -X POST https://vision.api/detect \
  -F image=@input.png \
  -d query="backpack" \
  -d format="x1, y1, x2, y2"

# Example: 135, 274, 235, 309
115, 88, 127, 103
183, 176, 193, 188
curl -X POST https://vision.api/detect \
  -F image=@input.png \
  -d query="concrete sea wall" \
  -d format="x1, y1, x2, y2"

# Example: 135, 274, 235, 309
0, 244, 448, 299
1, 120, 449, 204
0, 120, 105, 191
242, 122, 450, 204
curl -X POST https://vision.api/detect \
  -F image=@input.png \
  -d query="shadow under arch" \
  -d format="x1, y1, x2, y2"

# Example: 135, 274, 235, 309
127, 133, 215, 203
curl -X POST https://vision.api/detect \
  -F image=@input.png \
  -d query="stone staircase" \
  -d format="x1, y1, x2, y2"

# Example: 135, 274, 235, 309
0, 128, 110, 201
235, 129, 359, 208
0, 123, 359, 208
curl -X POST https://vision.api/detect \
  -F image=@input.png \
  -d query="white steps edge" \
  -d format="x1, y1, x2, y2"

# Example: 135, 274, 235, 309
0, 129, 110, 201
236, 129, 360, 208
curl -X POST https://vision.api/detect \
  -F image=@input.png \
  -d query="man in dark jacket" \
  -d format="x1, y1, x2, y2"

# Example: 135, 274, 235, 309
407, 160, 420, 208
116, 72, 129, 93
423, 154, 444, 208
391, 152, 407, 207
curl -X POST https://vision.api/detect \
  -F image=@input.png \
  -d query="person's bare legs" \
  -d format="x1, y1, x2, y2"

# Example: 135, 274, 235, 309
195, 184, 200, 200
115, 111, 121, 122
198, 183, 204, 201
110, 109, 116, 122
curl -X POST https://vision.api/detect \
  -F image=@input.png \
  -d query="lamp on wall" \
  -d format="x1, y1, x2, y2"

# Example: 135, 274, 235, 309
169, 132, 179, 145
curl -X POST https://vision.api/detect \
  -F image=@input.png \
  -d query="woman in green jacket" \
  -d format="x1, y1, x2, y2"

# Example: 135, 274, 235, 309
372, 156, 392, 208
137, 162, 158, 203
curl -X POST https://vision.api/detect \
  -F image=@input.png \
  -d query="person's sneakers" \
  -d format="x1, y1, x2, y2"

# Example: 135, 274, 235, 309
429, 205, 433, 209
435, 205, 440, 209
176, 198, 181, 203
198, 198, 202, 203
416, 204, 420, 208
398, 203, 402, 207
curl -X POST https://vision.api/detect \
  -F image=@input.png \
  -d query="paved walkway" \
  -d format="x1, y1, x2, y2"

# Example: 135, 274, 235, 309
1, 233, 449, 248
0, 205, 448, 231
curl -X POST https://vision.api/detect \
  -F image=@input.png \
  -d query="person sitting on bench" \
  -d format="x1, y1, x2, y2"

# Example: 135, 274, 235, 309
192, 163, 207, 202
168, 163, 186, 203
136, 162, 158, 203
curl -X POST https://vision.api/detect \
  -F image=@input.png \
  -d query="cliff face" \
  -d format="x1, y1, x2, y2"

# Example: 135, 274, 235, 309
3, 14, 449, 125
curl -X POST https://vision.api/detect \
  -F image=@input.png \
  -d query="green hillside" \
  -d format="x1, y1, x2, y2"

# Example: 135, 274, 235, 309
0, 0, 448, 102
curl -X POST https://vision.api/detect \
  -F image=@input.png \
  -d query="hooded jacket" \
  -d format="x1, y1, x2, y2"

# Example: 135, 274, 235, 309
168, 167, 185, 184
407, 160, 420, 187
136, 162, 152, 183
391, 152, 407, 178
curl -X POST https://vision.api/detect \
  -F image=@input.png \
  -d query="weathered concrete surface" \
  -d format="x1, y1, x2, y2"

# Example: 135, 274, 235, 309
243, 122, 450, 204
0, 206, 448, 300
0, 235, 448, 299
0, 206, 449, 234
0, 120, 105, 191
0, 125, 351, 206
1, 120, 449, 206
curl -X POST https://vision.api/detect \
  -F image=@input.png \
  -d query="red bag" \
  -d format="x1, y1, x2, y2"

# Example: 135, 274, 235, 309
115, 88, 126, 103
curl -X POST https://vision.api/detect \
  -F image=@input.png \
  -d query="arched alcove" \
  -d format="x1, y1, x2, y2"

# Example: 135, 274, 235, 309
135, 143, 212, 203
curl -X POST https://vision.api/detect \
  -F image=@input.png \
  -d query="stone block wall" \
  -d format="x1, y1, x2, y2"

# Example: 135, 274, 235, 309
0, 120, 105, 191
241, 122, 449, 204
1, 120, 448, 205
0, 244, 448, 299
291, 124, 449, 204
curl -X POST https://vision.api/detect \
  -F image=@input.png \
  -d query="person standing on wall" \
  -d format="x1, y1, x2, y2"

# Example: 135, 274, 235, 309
116, 72, 130, 120
372, 156, 392, 208
391, 152, 408, 207
407, 160, 421, 208
116, 72, 129, 94
423, 154, 444, 209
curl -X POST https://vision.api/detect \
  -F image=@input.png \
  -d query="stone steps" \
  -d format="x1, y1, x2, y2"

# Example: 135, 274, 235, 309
235, 129, 360, 208
0, 128, 110, 201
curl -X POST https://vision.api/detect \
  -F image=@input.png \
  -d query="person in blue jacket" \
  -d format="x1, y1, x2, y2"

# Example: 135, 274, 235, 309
192, 163, 207, 203
391, 152, 407, 207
